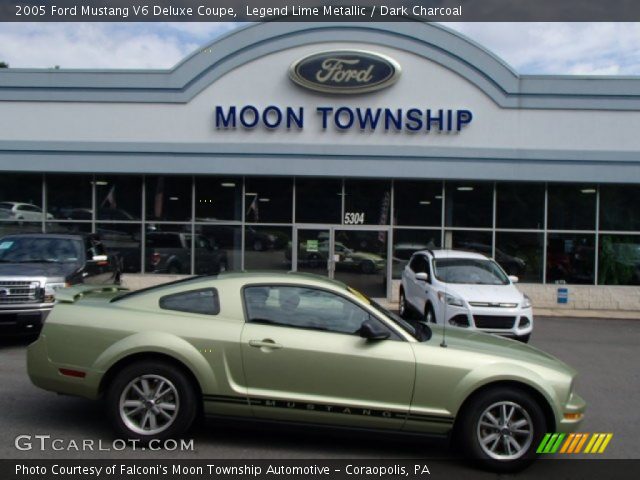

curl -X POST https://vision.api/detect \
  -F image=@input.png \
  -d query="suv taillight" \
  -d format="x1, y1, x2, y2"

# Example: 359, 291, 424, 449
151, 252, 161, 266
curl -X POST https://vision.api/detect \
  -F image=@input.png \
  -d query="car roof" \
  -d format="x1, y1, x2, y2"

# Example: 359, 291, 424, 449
111, 271, 350, 303
414, 249, 490, 260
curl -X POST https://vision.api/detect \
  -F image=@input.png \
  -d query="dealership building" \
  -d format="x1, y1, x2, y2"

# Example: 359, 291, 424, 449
1, 22, 639, 309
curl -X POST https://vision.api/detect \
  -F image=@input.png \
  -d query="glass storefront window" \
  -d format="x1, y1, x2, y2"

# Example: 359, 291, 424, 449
195, 177, 242, 222
96, 175, 142, 221
0, 174, 44, 221
244, 226, 291, 271
97, 224, 142, 274
45, 222, 92, 234
600, 185, 640, 231
446, 230, 493, 255
393, 181, 442, 226
496, 183, 544, 229
546, 233, 595, 284
245, 177, 292, 224
295, 178, 342, 224
0, 222, 41, 238
194, 225, 242, 274
333, 229, 388, 298
445, 182, 493, 228
495, 232, 544, 282
144, 224, 192, 274
47, 174, 92, 220
343, 180, 390, 226
599, 235, 640, 285
547, 184, 596, 230
392, 229, 441, 279
145, 176, 192, 222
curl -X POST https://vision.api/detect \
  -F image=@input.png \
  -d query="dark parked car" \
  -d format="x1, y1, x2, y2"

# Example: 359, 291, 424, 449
0, 233, 121, 335
145, 232, 228, 275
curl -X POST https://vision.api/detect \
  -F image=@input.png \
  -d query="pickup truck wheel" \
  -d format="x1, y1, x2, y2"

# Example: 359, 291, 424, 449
457, 387, 546, 472
106, 361, 197, 442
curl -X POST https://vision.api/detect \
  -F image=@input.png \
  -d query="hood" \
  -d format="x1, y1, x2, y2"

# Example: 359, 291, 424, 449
0, 262, 79, 280
429, 326, 575, 374
445, 283, 524, 305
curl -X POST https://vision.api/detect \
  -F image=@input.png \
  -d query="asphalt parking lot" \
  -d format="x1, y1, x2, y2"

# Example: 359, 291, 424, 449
1, 316, 638, 470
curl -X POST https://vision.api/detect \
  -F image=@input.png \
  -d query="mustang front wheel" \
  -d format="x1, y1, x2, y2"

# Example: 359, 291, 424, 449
457, 387, 546, 472
106, 361, 198, 442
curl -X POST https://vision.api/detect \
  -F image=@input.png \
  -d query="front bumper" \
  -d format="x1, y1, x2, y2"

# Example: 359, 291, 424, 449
0, 306, 52, 336
558, 391, 587, 433
441, 303, 534, 339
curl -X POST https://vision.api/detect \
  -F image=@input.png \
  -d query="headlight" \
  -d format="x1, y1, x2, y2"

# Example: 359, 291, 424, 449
44, 282, 69, 303
437, 291, 464, 307
522, 294, 532, 309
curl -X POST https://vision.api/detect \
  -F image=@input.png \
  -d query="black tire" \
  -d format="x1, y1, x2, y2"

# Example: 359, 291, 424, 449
517, 334, 531, 343
106, 361, 198, 443
424, 303, 436, 324
167, 263, 182, 274
456, 387, 547, 472
399, 288, 409, 319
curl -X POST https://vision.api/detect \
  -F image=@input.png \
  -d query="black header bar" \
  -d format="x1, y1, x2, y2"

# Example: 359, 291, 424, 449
1, 0, 640, 22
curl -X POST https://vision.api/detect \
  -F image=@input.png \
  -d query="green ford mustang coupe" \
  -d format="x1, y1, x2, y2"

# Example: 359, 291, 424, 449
27, 272, 585, 471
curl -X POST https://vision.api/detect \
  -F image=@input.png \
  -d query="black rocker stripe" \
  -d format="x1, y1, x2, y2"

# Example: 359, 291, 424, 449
203, 394, 454, 424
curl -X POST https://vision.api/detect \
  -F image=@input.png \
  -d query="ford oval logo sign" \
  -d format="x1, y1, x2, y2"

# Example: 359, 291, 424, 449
289, 50, 401, 94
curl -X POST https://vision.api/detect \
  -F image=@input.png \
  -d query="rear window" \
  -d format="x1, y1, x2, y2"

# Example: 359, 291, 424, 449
159, 288, 220, 315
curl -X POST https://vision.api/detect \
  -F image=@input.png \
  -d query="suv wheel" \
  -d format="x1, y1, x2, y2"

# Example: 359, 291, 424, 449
399, 289, 409, 319
424, 303, 436, 323
457, 387, 546, 472
106, 361, 198, 442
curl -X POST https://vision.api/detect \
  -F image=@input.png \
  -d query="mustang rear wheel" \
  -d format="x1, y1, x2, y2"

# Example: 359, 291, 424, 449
106, 361, 198, 442
457, 387, 546, 472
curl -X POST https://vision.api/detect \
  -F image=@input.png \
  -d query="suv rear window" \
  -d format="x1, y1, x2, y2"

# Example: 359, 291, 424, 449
159, 288, 220, 315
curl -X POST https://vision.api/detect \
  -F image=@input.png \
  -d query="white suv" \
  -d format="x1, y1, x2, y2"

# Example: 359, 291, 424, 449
400, 249, 533, 342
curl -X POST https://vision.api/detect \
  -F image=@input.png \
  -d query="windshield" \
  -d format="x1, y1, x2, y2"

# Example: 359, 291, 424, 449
347, 286, 431, 342
433, 258, 509, 285
0, 237, 82, 263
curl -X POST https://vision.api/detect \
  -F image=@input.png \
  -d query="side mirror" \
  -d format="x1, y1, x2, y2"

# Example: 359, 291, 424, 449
359, 318, 390, 341
415, 272, 429, 282
508, 275, 519, 284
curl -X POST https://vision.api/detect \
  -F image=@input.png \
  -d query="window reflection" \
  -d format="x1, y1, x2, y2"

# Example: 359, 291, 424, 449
547, 233, 595, 284
393, 181, 442, 226
244, 226, 291, 271
496, 232, 543, 282
295, 178, 342, 224
548, 184, 596, 230
195, 177, 242, 222
445, 182, 493, 228
600, 185, 640, 231
343, 180, 390, 226
245, 177, 292, 224
392, 229, 440, 279
47, 174, 92, 220
96, 176, 142, 221
496, 183, 544, 229
599, 235, 640, 285
195, 225, 242, 274
145, 176, 192, 222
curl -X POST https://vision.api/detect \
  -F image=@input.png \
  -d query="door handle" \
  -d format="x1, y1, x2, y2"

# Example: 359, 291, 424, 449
248, 339, 283, 349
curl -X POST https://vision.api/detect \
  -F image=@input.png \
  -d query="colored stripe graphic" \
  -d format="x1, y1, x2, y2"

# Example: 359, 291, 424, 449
540, 433, 613, 454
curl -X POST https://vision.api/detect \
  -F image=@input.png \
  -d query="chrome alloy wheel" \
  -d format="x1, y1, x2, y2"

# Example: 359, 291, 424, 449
119, 374, 180, 435
476, 401, 534, 461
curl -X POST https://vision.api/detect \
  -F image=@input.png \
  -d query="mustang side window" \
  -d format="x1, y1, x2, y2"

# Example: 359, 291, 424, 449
244, 285, 392, 336
159, 288, 220, 315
